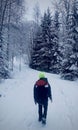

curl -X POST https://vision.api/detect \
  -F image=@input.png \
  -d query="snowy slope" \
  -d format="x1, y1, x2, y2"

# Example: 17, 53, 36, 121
0, 58, 78, 130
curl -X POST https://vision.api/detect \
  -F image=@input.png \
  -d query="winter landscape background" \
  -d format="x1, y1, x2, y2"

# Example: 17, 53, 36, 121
0, 0, 78, 80
0, 0, 78, 130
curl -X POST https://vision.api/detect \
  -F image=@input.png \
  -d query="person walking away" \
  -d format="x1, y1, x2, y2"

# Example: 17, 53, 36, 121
33, 72, 52, 124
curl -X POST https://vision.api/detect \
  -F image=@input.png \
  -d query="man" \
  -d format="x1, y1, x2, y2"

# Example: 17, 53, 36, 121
34, 72, 52, 124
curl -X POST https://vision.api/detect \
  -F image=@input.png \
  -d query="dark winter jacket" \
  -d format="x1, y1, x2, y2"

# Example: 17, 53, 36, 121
34, 78, 52, 105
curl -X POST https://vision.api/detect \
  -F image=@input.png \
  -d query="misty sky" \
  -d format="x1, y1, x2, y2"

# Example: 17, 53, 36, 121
24, 0, 52, 21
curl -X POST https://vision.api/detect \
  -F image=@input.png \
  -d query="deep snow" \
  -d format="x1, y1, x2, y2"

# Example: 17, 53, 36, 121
0, 58, 78, 130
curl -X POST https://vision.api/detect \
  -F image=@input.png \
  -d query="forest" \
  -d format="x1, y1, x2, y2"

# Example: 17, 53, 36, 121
0, 0, 78, 81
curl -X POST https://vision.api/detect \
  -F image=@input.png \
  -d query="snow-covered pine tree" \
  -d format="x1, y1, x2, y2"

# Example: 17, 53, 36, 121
30, 8, 60, 73
58, 0, 71, 75
61, 0, 78, 80
29, 27, 43, 70
70, 0, 78, 79
30, 8, 52, 71
40, 8, 53, 71
50, 10, 60, 73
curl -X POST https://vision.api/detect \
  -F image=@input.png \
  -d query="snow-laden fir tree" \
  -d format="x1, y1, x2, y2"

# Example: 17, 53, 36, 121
49, 10, 60, 73
30, 8, 53, 71
29, 27, 44, 70
30, 8, 60, 73
40, 8, 53, 71
61, 0, 78, 80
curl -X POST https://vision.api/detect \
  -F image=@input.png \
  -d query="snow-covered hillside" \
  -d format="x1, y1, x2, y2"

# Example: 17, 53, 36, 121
0, 59, 78, 130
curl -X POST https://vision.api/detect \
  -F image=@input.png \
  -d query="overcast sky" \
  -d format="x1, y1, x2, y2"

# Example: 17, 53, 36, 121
24, 0, 53, 21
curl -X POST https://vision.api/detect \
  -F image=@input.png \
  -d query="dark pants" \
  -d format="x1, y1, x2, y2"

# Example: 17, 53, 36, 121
38, 102, 48, 120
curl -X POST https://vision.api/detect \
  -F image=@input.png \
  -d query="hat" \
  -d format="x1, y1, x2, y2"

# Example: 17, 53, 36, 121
39, 72, 45, 78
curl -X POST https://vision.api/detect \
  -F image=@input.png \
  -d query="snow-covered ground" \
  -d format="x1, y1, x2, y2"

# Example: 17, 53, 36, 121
0, 58, 78, 130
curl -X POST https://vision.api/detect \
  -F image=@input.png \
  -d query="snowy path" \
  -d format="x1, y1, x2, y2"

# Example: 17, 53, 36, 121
0, 62, 78, 130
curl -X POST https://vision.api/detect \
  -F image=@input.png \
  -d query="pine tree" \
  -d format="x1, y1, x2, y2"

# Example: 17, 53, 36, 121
29, 27, 43, 70
40, 8, 53, 71
50, 10, 60, 73
30, 8, 53, 71
30, 8, 60, 73
61, 0, 78, 80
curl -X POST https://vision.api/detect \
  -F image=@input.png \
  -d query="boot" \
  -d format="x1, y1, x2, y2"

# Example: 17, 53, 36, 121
38, 117, 42, 122
42, 117, 46, 124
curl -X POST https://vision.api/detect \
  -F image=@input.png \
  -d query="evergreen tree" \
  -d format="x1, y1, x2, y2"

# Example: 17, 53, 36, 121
50, 10, 60, 73
29, 27, 43, 70
40, 8, 53, 71
61, 0, 78, 80
30, 8, 53, 72
30, 8, 60, 73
